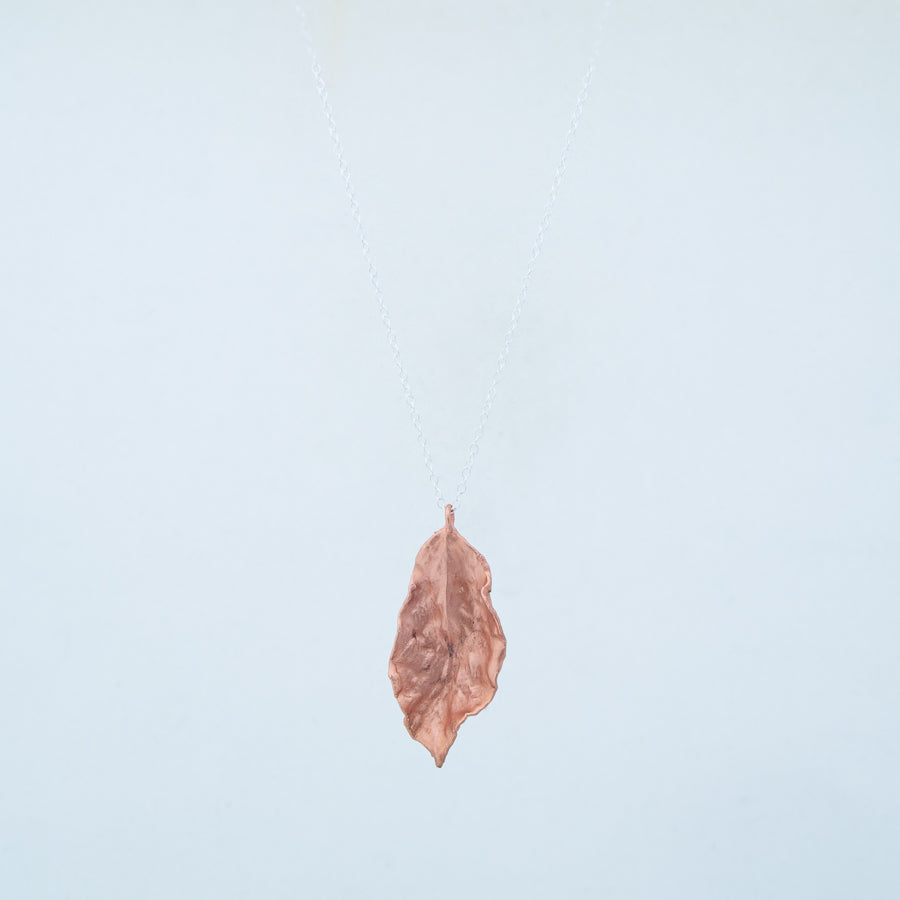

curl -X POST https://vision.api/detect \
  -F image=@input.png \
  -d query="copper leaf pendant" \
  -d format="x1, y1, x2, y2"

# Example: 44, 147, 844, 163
389, 505, 507, 767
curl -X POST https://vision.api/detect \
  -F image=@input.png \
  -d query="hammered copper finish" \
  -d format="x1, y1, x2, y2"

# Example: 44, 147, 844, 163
389, 505, 506, 767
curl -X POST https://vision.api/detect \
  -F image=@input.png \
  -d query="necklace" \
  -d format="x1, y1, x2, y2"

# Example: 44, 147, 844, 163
298, 5, 612, 766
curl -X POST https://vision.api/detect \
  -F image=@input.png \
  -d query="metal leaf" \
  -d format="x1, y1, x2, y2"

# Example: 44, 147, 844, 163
389, 505, 507, 767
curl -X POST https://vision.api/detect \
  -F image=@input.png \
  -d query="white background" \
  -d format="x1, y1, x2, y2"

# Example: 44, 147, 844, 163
2, 1, 899, 897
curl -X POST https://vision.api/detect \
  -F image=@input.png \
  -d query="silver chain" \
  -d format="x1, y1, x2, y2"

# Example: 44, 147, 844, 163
297, 3, 612, 510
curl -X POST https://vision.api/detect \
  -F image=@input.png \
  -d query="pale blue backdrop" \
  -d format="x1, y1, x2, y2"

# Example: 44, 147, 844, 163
1, 1, 898, 897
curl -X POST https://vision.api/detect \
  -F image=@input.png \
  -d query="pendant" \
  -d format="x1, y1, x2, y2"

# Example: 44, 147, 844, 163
388, 505, 507, 767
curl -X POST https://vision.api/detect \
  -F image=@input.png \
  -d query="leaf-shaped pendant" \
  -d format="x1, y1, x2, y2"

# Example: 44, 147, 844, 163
389, 505, 506, 767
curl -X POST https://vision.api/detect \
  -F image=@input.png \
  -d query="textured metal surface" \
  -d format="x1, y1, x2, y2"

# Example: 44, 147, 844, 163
389, 506, 507, 767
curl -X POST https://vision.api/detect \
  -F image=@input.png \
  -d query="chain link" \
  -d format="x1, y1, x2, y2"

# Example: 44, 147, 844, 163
297, 3, 612, 510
